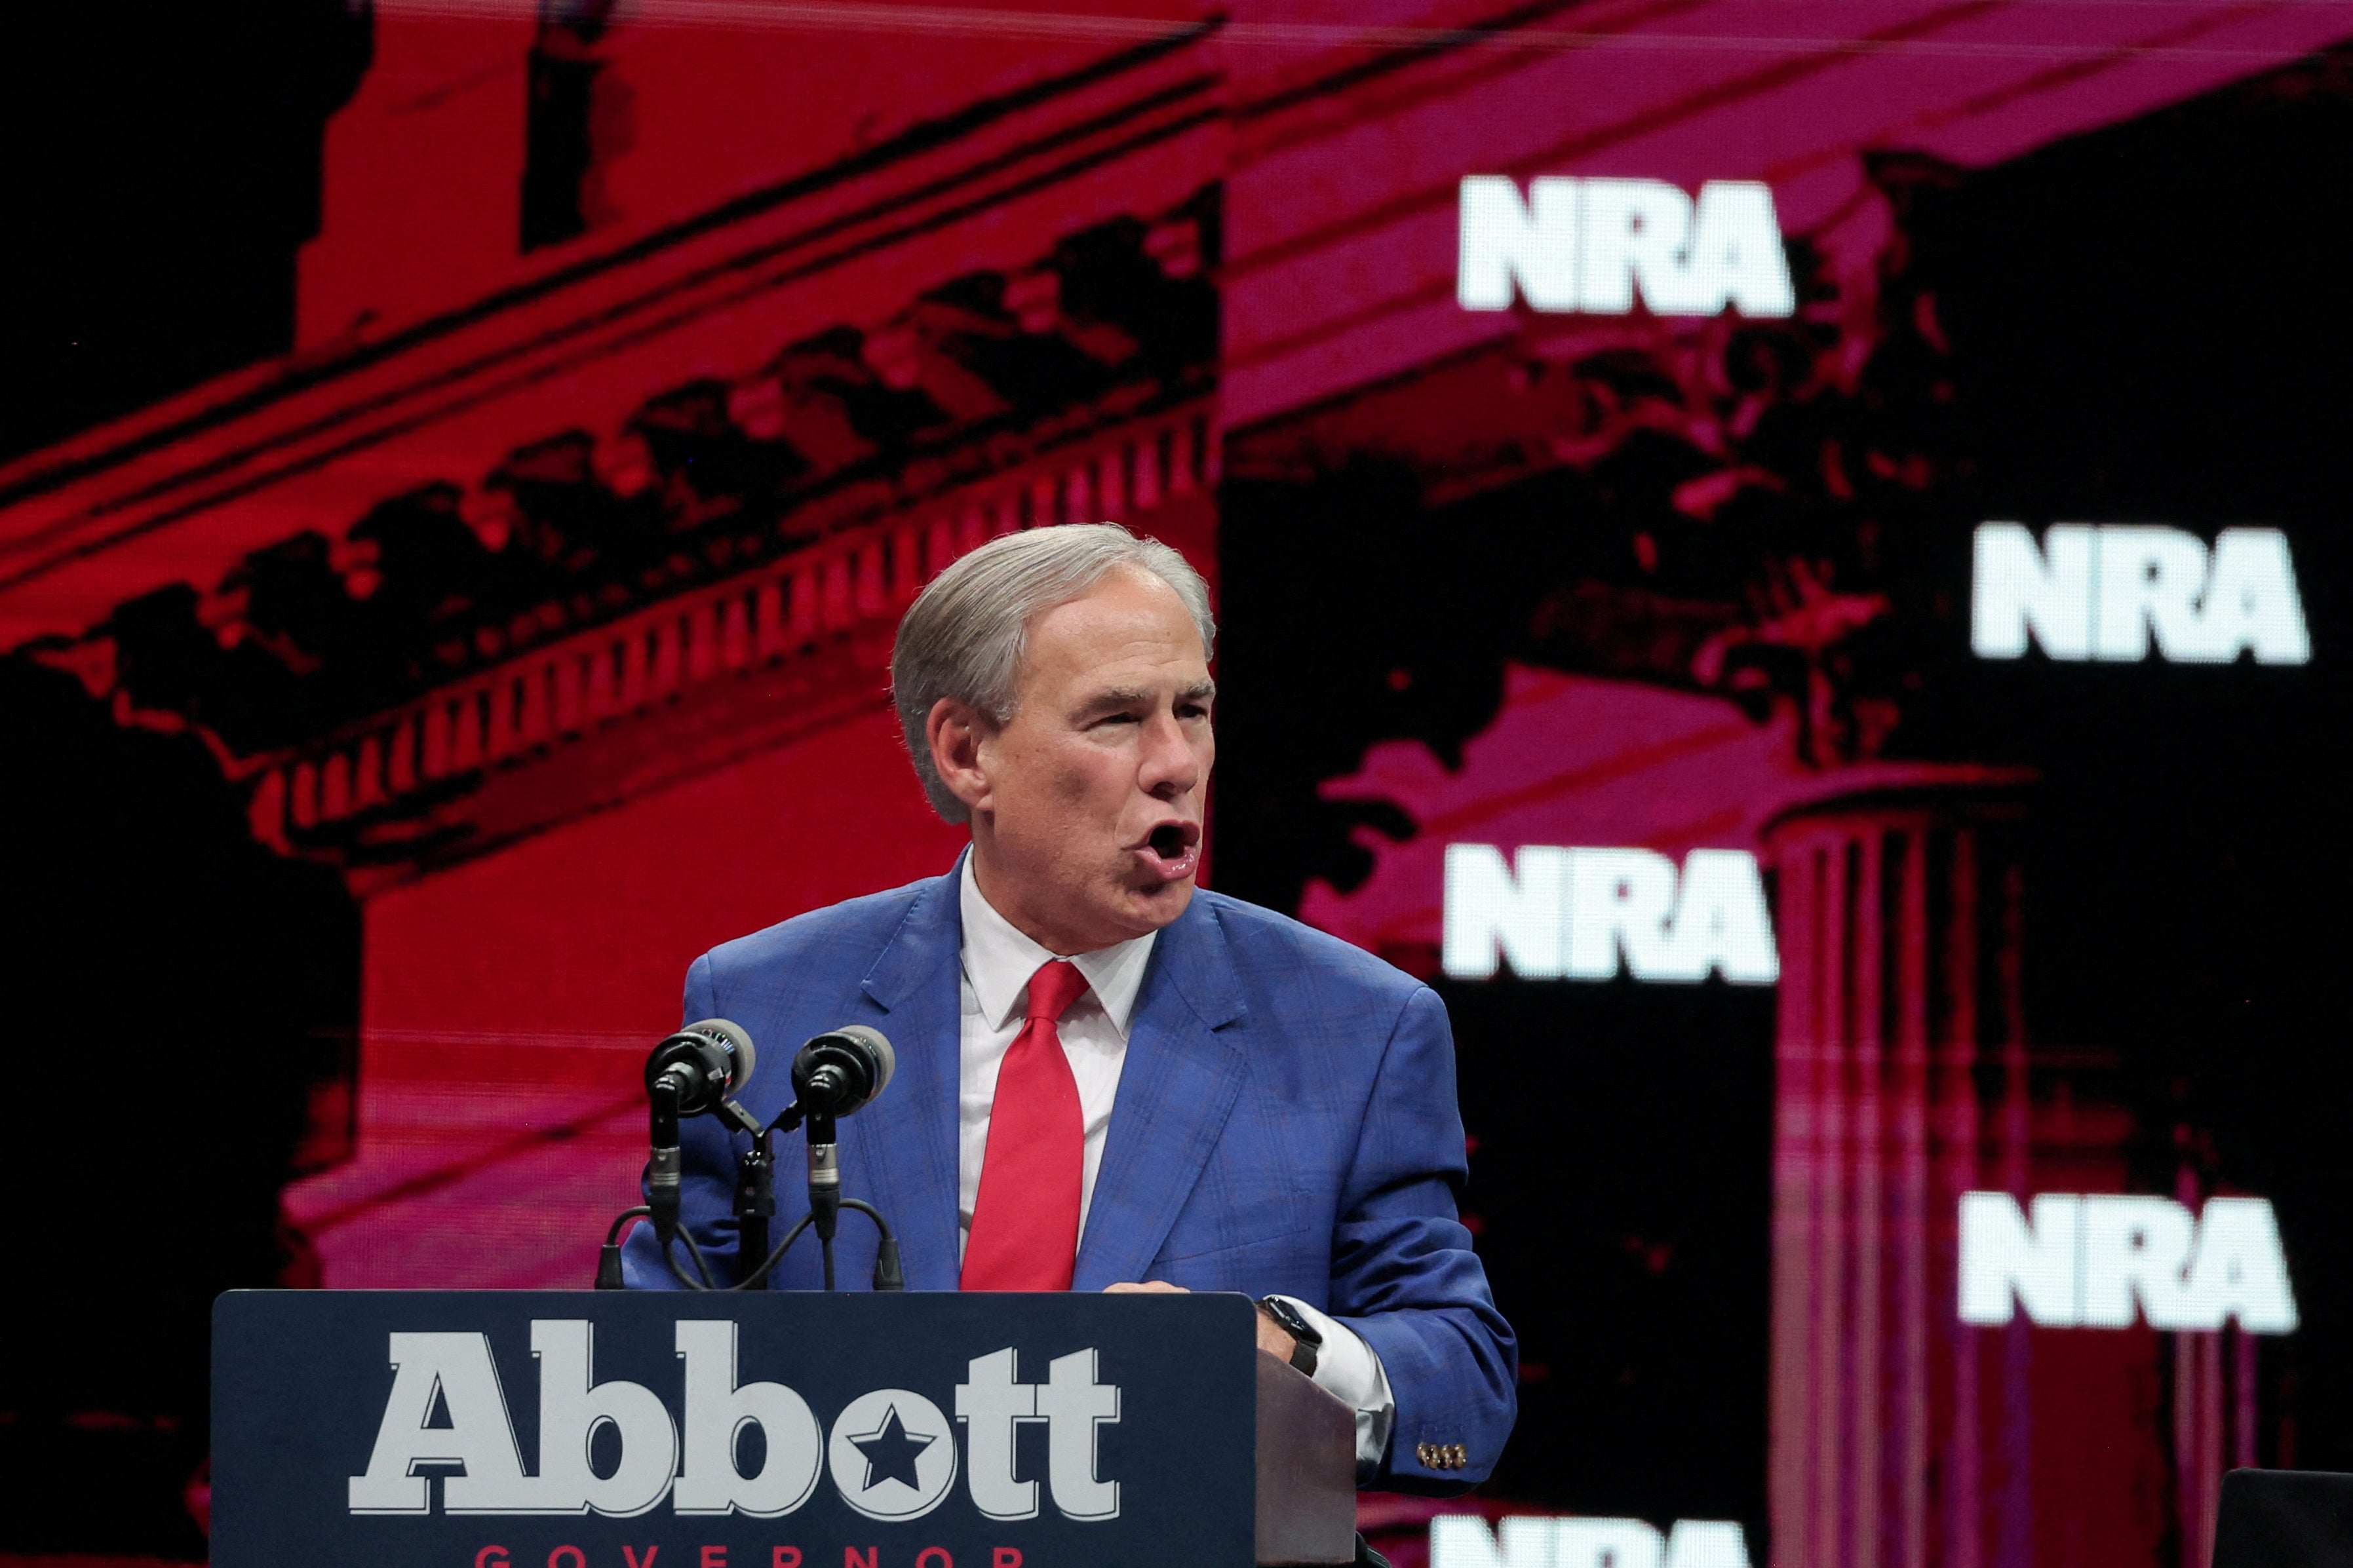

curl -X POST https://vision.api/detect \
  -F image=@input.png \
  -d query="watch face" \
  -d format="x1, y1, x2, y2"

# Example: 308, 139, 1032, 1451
1263, 1297, 1321, 1345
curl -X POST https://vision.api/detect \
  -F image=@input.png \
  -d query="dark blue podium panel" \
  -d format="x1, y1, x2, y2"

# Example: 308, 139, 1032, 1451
214, 1290, 1258, 1568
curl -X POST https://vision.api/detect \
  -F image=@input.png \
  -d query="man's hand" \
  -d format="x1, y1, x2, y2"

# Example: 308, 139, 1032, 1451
1104, 1280, 1298, 1359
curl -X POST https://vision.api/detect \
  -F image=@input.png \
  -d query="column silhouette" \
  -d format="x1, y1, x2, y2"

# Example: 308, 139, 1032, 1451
1764, 776, 2168, 1568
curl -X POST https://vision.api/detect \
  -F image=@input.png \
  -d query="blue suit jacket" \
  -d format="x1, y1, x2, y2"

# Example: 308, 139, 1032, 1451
621, 861, 1517, 1491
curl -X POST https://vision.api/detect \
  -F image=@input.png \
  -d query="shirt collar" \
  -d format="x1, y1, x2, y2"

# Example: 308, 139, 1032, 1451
958, 852, 1156, 1039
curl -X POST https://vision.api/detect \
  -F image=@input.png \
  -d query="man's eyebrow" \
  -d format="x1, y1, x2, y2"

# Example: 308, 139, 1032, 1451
1073, 679, 1218, 713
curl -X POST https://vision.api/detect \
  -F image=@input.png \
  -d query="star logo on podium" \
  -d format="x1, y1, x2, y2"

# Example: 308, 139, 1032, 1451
849, 1403, 936, 1492
828, 1388, 958, 1520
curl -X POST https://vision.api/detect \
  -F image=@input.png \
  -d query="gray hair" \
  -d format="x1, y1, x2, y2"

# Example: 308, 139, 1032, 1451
891, 522, 1216, 822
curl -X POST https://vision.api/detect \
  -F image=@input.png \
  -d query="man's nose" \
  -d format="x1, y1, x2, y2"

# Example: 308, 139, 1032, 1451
1137, 710, 1199, 797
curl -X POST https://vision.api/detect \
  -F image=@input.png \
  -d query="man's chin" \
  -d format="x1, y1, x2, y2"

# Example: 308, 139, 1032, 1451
1118, 873, 1196, 933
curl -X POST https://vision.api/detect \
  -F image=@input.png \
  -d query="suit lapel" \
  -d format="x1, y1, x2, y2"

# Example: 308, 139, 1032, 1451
1072, 896, 1249, 1291
853, 866, 967, 1291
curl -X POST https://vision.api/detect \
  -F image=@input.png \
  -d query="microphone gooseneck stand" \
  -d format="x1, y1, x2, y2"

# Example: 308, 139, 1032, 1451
729, 1111, 775, 1284
646, 1073, 684, 1243
596, 1094, 902, 1293
712, 1097, 903, 1293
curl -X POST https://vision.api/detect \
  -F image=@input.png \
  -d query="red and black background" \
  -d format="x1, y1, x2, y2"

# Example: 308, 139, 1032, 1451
3, 3, 2350, 1565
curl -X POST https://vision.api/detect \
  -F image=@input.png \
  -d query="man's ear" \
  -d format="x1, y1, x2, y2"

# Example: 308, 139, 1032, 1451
926, 697, 996, 816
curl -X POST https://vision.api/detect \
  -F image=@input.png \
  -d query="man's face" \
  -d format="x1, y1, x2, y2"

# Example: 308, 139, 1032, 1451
940, 567, 1215, 954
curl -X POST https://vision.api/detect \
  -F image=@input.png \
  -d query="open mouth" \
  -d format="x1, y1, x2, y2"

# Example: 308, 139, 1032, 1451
1135, 820, 1201, 881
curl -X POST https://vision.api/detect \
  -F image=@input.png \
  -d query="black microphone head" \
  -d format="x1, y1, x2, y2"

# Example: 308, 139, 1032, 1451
685, 1018, 757, 1092
831, 1024, 893, 1098
792, 1025, 895, 1118
645, 1018, 757, 1115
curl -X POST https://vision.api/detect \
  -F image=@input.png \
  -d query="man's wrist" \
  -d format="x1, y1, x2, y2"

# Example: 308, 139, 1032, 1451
1256, 1295, 1322, 1377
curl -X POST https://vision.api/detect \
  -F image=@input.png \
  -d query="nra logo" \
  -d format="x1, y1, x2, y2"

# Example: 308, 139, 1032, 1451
1972, 523, 2310, 665
1457, 176, 1795, 318
1442, 845, 1778, 985
1958, 1193, 2299, 1334
349, 1324, 1121, 1521
1433, 1513, 1751, 1568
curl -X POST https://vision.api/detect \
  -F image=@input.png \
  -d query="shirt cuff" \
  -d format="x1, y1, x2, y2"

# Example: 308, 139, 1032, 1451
1269, 1294, 1395, 1478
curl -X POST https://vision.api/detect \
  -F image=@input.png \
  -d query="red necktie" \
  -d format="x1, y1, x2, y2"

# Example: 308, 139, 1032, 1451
962, 959, 1091, 1291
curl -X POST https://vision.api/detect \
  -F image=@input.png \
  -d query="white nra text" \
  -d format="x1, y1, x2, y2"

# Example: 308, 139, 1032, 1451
1972, 523, 2310, 665
1443, 844, 1778, 985
1458, 176, 1795, 318
1432, 1513, 1751, 1568
1958, 1193, 2298, 1334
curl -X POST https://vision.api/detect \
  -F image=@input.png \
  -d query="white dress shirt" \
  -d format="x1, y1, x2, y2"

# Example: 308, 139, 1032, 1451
956, 855, 1396, 1469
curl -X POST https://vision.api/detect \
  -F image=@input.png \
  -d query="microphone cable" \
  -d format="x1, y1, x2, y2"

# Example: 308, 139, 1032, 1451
664, 1194, 901, 1292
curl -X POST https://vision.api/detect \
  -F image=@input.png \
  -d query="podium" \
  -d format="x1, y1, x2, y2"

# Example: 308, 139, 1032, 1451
212, 1290, 1357, 1568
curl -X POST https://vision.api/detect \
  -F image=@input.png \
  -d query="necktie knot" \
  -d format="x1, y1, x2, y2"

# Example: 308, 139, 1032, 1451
1025, 959, 1090, 1026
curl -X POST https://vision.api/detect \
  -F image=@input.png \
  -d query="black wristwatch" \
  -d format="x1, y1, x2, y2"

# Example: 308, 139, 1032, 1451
1257, 1295, 1323, 1377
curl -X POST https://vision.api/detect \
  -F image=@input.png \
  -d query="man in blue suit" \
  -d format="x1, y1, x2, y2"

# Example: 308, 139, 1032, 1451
624, 522, 1515, 1493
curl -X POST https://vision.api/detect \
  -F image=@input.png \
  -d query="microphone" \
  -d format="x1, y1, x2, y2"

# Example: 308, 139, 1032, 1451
646, 1018, 758, 1114
791, 1026, 895, 1253
644, 1018, 758, 1243
792, 1025, 894, 1117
